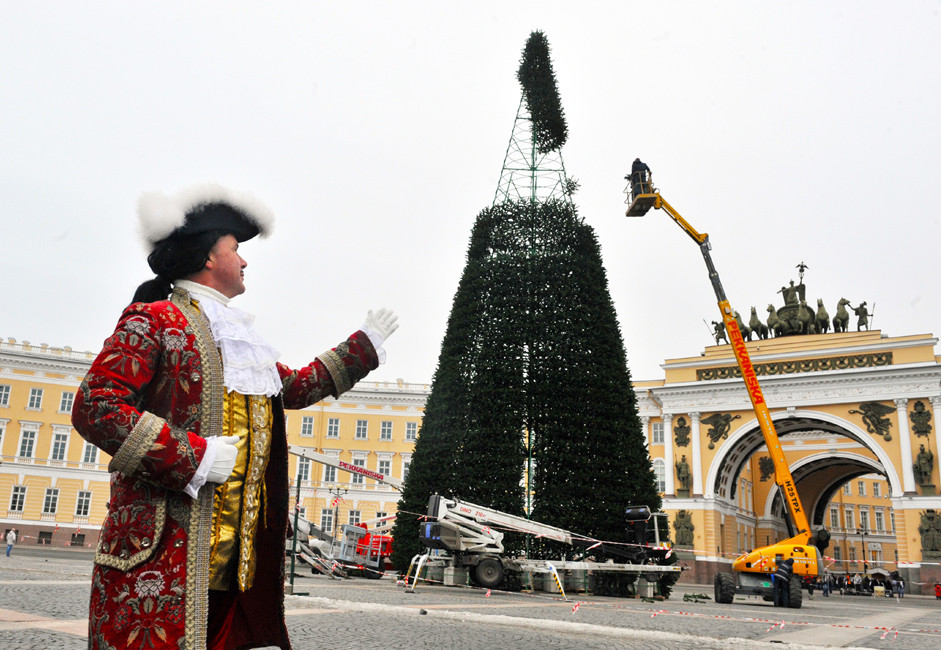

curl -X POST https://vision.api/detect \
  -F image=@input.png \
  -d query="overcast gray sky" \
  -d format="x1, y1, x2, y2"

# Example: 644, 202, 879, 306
2, 2, 939, 385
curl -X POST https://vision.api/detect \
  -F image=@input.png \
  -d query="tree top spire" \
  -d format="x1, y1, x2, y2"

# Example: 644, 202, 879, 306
517, 30, 568, 154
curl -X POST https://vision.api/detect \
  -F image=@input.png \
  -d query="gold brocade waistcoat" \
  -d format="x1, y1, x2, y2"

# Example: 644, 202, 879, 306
208, 392, 273, 591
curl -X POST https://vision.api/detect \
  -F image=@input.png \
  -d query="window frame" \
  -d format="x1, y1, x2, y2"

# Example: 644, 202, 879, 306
326, 418, 340, 439
27, 387, 43, 410
42, 487, 60, 515
355, 420, 368, 440
75, 490, 92, 517
300, 415, 315, 438
9, 485, 27, 512
51, 431, 69, 462
651, 422, 664, 445
58, 391, 75, 413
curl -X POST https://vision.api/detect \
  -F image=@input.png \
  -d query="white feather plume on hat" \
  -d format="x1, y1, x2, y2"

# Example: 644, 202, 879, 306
137, 182, 275, 249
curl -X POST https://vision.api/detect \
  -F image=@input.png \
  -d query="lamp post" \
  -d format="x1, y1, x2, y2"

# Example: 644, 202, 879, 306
287, 476, 308, 595
857, 527, 869, 574
328, 485, 348, 542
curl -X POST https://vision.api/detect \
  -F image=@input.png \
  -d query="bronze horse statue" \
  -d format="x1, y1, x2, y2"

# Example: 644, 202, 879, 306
833, 297, 851, 333
766, 304, 786, 337
814, 298, 830, 334
749, 306, 769, 340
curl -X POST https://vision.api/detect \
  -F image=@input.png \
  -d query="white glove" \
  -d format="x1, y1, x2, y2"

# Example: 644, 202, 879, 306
206, 435, 239, 484
362, 307, 399, 348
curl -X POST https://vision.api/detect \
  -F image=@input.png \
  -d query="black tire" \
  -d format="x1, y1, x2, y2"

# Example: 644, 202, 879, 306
474, 558, 504, 589
787, 575, 803, 608
714, 572, 735, 604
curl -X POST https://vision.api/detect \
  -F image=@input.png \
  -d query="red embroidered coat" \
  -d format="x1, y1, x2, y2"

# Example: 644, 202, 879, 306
72, 288, 378, 649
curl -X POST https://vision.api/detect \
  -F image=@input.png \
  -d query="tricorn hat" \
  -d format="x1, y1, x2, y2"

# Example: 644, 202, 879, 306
137, 182, 275, 249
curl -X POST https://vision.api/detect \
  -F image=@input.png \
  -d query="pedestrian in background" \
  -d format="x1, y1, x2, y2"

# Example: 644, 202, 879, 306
5, 528, 16, 556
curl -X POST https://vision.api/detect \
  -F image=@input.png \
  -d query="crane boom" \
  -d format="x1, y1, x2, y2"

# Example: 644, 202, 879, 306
627, 192, 810, 539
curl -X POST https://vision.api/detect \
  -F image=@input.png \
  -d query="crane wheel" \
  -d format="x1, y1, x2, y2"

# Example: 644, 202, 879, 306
787, 575, 803, 608
714, 572, 735, 604
474, 558, 505, 589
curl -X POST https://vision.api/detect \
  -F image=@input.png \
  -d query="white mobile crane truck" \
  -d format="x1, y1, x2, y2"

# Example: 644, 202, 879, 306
411, 494, 681, 594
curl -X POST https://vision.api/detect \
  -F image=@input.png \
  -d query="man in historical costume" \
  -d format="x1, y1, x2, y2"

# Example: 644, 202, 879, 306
72, 183, 398, 649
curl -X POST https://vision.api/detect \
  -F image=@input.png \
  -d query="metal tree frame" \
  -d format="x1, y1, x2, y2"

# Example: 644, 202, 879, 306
493, 97, 573, 207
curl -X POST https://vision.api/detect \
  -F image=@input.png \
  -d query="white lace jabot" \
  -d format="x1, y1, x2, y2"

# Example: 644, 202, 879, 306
174, 280, 282, 397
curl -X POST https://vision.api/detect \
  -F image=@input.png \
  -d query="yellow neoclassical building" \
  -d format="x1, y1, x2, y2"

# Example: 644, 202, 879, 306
0, 337, 426, 548
638, 329, 941, 592
3, 329, 939, 593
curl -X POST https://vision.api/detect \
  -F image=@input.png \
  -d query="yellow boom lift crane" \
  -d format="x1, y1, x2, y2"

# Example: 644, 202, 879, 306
625, 170, 829, 608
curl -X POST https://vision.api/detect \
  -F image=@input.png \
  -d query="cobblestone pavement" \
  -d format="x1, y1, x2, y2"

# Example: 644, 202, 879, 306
1, 549, 939, 649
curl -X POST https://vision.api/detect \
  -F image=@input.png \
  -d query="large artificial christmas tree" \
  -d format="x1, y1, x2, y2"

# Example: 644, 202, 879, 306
391, 31, 660, 578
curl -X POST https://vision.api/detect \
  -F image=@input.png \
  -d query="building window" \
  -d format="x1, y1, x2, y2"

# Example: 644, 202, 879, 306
355, 420, 368, 440
59, 391, 75, 413
651, 422, 664, 445
859, 509, 869, 531
296, 457, 311, 483
348, 510, 361, 526
833, 545, 842, 561
849, 547, 857, 562
0, 384, 10, 407
845, 506, 855, 530
18, 429, 37, 459
82, 441, 99, 465
9, 486, 26, 512
402, 459, 411, 481
51, 432, 69, 463
376, 511, 387, 521
843, 483, 851, 495
75, 491, 92, 517
857, 480, 866, 496
300, 416, 314, 437
320, 509, 334, 533
405, 422, 417, 442
296, 506, 306, 521
351, 458, 366, 484
875, 509, 885, 532
652, 459, 666, 493
378, 459, 391, 477
380, 421, 393, 441
890, 511, 896, 533
43, 488, 59, 515
323, 464, 337, 483
830, 507, 839, 529
28, 388, 43, 410
326, 418, 340, 438
872, 482, 881, 498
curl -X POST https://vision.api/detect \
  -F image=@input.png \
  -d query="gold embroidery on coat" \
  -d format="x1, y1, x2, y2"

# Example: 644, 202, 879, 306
174, 289, 222, 650
206, 392, 273, 592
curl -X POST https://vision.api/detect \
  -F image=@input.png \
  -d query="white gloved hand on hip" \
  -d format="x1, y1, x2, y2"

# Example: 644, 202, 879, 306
362, 307, 399, 348
206, 435, 239, 484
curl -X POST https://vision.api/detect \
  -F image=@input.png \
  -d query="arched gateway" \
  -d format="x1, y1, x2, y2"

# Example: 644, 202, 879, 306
636, 329, 941, 593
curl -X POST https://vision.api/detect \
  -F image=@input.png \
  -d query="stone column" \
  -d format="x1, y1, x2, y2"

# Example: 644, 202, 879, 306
895, 398, 916, 493
663, 413, 675, 496
690, 411, 703, 496
640, 416, 650, 450
931, 396, 941, 488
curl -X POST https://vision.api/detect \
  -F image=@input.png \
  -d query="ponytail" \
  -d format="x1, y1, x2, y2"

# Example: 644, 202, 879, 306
131, 276, 173, 305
